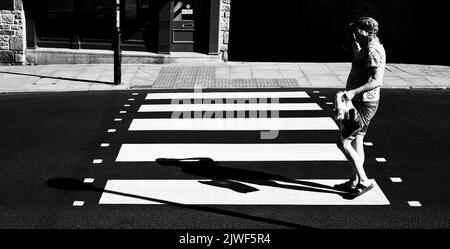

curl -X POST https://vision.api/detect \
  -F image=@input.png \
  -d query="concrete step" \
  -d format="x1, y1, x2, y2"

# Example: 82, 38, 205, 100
26, 48, 222, 65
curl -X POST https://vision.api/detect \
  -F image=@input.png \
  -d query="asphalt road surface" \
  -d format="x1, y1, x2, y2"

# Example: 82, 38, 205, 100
0, 88, 448, 233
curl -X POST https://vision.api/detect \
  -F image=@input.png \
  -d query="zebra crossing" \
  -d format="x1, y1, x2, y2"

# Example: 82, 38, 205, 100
128, 117, 338, 131
115, 144, 347, 162
96, 90, 390, 206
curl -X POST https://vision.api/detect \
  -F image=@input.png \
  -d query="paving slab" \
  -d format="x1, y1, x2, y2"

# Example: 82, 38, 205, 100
0, 62, 449, 92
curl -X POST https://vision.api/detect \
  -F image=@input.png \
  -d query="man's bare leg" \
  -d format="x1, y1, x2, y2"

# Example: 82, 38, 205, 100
338, 137, 359, 188
343, 136, 371, 186
342, 137, 371, 186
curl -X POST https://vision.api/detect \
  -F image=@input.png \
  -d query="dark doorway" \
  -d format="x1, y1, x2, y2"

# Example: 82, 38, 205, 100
170, 0, 209, 53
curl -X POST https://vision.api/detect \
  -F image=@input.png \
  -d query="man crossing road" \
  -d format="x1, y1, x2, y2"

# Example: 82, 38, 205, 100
335, 17, 386, 197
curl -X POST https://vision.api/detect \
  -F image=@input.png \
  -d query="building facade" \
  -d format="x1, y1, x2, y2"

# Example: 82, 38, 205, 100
0, 0, 448, 65
0, 0, 26, 65
1, 0, 231, 64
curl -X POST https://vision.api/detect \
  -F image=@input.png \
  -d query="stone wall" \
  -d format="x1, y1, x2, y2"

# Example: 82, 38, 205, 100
219, 0, 231, 61
0, 0, 25, 65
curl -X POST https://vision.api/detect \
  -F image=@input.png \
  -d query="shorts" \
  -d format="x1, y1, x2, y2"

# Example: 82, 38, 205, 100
340, 100, 379, 139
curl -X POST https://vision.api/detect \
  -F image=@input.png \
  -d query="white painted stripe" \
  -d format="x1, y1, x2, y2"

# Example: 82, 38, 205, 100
313, 91, 320, 93
120, 111, 127, 114
116, 143, 347, 162
129, 117, 339, 131
138, 103, 322, 112
99, 179, 389, 205
93, 159, 103, 164
319, 96, 326, 99
132, 93, 139, 95
84, 178, 95, 183
114, 118, 122, 122
376, 158, 386, 162
108, 129, 116, 133
390, 177, 402, 183
101, 143, 110, 147
364, 142, 373, 146
145, 91, 310, 100
129, 98, 135, 101
408, 201, 422, 207
326, 102, 333, 105
124, 104, 131, 107
73, 201, 84, 206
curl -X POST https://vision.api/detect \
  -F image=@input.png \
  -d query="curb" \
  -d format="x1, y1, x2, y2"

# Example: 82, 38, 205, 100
1, 85, 448, 95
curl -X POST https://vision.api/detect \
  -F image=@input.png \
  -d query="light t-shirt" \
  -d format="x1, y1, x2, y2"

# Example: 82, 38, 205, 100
346, 38, 386, 102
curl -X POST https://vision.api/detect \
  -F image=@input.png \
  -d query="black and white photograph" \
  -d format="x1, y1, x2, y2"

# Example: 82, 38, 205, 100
0, 0, 448, 247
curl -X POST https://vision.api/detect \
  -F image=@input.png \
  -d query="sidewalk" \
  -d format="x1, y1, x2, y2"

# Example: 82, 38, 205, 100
0, 62, 449, 93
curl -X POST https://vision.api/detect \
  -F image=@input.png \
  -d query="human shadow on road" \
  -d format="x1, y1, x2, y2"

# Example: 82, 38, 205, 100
155, 157, 355, 199
46, 178, 315, 229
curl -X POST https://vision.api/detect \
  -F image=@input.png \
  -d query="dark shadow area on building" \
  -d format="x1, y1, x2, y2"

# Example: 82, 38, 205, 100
23, 0, 215, 56
23, 0, 166, 53
45, 178, 316, 229
0, 0, 14, 10
228, 0, 449, 65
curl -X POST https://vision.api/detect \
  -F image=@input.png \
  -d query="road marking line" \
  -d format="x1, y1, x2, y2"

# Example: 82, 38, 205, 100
132, 93, 139, 95
99, 179, 390, 205
326, 102, 333, 105
145, 91, 310, 100
84, 178, 95, 183
129, 98, 135, 101
73, 201, 84, 206
108, 129, 116, 133
93, 159, 103, 164
116, 143, 347, 162
408, 201, 422, 207
138, 103, 322, 112
313, 91, 320, 93
124, 104, 131, 107
376, 158, 386, 162
120, 111, 127, 114
319, 96, 326, 99
129, 117, 339, 131
101, 143, 110, 147
364, 142, 373, 146
114, 118, 122, 122
390, 177, 402, 183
